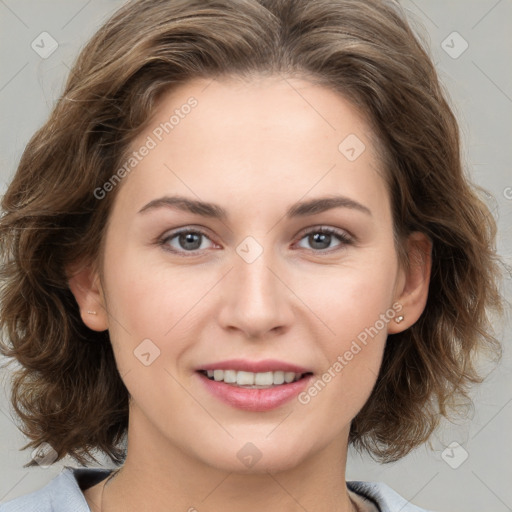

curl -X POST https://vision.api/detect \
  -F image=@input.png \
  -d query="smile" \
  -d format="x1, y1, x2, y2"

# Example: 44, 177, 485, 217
199, 369, 307, 388
196, 370, 314, 411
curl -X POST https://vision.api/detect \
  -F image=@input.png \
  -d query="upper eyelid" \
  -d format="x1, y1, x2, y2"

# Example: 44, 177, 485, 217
295, 225, 353, 240
160, 225, 217, 243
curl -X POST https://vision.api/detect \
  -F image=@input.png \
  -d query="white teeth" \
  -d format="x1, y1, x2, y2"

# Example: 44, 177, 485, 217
237, 371, 254, 386
273, 371, 285, 385
284, 372, 296, 383
223, 369, 237, 383
254, 371, 273, 386
202, 369, 306, 387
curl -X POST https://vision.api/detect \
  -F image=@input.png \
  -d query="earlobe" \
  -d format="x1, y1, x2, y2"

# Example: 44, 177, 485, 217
66, 262, 109, 332
388, 232, 432, 334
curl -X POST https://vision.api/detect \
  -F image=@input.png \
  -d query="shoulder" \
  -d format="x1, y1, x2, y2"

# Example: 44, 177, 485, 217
0, 466, 112, 512
347, 480, 436, 512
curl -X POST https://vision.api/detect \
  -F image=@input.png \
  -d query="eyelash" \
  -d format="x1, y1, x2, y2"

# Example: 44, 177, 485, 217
158, 226, 354, 257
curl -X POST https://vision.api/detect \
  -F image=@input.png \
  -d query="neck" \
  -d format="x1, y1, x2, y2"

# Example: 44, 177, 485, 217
100, 410, 357, 512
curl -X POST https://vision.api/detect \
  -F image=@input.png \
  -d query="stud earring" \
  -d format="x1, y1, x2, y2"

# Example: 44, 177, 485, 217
395, 315, 404, 324
87, 310, 97, 315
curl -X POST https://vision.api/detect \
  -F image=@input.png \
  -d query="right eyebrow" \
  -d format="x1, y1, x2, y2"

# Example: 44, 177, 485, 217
138, 195, 228, 220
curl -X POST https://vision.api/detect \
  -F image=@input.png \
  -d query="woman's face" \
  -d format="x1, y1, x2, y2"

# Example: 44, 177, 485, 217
85, 76, 418, 473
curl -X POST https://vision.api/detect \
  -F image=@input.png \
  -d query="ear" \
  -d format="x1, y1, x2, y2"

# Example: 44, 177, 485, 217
388, 231, 432, 334
66, 261, 109, 332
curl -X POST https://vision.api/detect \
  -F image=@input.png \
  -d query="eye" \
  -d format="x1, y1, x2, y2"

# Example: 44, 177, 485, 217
296, 227, 353, 252
160, 228, 216, 255
158, 226, 353, 256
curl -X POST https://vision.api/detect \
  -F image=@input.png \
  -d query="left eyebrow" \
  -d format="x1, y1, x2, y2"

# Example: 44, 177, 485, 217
137, 194, 372, 219
286, 195, 372, 217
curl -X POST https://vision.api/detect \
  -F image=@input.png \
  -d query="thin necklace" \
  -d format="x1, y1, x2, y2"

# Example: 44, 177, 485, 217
100, 468, 121, 512
350, 496, 361, 512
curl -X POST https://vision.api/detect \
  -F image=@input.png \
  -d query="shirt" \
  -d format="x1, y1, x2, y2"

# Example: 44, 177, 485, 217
0, 465, 434, 511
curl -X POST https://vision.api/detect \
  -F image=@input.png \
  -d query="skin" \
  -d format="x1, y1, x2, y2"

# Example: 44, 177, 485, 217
69, 75, 431, 512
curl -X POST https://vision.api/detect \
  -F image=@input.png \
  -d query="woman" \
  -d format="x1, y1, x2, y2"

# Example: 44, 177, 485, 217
0, 0, 504, 511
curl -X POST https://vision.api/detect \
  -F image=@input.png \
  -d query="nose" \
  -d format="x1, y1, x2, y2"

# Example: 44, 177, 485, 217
217, 250, 294, 339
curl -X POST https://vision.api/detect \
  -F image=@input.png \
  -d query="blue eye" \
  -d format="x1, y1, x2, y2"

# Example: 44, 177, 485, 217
161, 229, 215, 254
297, 227, 352, 252
159, 226, 352, 256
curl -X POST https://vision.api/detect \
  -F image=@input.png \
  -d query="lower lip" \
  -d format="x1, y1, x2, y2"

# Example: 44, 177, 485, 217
196, 372, 314, 412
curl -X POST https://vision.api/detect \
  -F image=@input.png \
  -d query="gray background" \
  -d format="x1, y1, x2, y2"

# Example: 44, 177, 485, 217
0, 1, 511, 511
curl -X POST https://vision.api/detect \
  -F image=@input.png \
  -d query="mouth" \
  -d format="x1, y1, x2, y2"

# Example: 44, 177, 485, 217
197, 369, 313, 389
194, 359, 315, 411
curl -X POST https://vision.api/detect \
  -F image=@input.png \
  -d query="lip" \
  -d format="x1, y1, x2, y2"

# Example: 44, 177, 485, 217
196, 371, 314, 412
196, 358, 311, 374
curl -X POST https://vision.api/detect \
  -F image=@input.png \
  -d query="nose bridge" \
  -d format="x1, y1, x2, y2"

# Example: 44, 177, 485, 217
219, 243, 292, 336
239, 253, 277, 304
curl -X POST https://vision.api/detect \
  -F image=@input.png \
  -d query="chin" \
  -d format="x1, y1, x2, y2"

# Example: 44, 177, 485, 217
192, 436, 312, 475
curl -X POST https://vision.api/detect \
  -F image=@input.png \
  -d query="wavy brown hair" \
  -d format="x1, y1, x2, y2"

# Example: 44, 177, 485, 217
0, 0, 504, 467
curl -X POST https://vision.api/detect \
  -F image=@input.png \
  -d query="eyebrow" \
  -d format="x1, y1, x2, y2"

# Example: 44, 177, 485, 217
138, 194, 372, 219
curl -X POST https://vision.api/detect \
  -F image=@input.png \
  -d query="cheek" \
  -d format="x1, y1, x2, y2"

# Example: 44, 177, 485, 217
295, 254, 397, 407
100, 241, 226, 375
300, 253, 397, 342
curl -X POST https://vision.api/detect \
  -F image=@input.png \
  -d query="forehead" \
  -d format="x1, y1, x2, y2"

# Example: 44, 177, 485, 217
112, 75, 389, 222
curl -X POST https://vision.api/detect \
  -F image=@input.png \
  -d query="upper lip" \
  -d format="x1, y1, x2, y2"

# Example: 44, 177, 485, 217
197, 359, 311, 374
